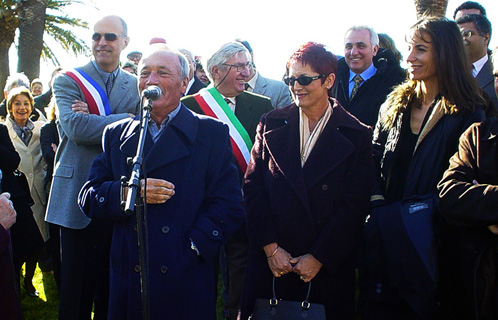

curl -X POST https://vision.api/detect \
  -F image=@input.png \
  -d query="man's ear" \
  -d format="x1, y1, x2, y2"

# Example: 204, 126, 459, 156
372, 44, 379, 56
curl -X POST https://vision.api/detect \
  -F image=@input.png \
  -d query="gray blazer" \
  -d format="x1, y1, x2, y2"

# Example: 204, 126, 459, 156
253, 72, 292, 109
476, 56, 498, 109
45, 61, 139, 229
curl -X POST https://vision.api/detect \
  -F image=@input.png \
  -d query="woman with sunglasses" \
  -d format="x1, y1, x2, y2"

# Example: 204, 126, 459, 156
239, 42, 373, 319
361, 16, 486, 320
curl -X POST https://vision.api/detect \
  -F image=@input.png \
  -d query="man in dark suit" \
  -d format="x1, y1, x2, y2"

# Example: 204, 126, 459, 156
457, 14, 497, 111
182, 41, 273, 320
179, 48, 206, 96
44, 15, 139, 319
332, 25, 405, 127
79, 43, 244, 319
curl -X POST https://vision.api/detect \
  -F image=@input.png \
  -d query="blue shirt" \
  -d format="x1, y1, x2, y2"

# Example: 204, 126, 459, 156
348, 63, 377, 97
147, 103, 181, 142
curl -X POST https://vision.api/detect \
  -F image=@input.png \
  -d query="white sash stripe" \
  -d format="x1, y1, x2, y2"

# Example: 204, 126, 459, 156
199, 90, 251, 164
70, 69, 107, 116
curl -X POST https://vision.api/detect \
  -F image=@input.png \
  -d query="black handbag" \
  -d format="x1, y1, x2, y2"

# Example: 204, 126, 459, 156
250, 277, 326, 320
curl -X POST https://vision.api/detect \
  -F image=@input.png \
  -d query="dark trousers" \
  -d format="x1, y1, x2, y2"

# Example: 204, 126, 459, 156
225, 229, 249, 320
58, 220, 112, 320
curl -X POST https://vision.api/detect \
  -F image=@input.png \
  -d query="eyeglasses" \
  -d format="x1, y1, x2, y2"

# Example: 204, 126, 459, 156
222, 62, 252, 72
92, 33, 124, 42
461, 30, 476, 39
283, 74, 326, 86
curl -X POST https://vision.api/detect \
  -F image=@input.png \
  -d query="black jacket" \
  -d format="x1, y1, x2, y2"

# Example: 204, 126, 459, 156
332, 48, 406, 127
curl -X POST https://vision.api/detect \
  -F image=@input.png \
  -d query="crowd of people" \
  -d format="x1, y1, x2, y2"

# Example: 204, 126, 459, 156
0, 1, 497, 320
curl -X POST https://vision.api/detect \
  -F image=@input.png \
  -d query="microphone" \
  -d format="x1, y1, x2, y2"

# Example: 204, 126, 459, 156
141, 86, 162, 100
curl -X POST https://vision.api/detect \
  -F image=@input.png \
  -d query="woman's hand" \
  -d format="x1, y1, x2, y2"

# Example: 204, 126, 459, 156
290, 254, 323, 282
264, 243, 293, 277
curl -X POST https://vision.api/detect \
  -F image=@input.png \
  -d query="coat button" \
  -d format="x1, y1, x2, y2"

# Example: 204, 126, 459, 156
161, 226, 170, 234
99, 197, 105, 203
133, 224, 138, 232
212, 230, 219, 237
322, 184, 328, 191
134, 265, 140, 273
160, 266, 168, 273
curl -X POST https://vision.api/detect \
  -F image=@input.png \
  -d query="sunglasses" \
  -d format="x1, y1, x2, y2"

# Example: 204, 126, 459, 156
92, 33, 123, 42
283, 74, 325, 86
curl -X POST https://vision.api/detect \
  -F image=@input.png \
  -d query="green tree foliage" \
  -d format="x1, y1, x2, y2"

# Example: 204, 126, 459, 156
0, 0, 90, 90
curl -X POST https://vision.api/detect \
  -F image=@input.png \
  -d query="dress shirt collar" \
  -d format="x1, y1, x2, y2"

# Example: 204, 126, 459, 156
91, 60, 120, 84
148, 102, 182, 142
185, 77, 195, 95
349, 62, 377, 83
472, 54, 488, 78
246, 71, 259, 91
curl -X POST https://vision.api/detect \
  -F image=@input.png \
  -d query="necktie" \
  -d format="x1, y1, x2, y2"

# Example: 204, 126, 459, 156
350, 74, 363, 100
106, 73, 115, 96
472, 65, 478, 78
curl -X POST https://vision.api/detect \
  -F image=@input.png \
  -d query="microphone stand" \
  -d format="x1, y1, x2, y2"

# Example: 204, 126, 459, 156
122, 95, 152, 320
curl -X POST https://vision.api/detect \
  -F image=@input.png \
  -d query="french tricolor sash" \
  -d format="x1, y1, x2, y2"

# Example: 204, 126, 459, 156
64, 68, 112, 116
194, 87, 252, 173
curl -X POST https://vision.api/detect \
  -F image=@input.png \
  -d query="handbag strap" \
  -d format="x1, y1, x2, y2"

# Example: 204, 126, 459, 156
271, 276, 313, 310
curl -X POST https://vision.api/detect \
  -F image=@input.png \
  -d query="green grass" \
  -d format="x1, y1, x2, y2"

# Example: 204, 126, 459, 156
20, 264, 227, 320
20, 265, 59, 320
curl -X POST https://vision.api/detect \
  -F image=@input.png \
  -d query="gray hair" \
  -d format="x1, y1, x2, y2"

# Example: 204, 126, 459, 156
206, 42, 249, 81
140, 44, 189, 80
4, 73, 30, 93
345, 25, 379, 47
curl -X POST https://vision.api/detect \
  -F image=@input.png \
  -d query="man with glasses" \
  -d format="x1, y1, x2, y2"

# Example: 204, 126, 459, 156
182, 41, 273, 320
457, 14, 497, 112
45, 15, 139, 320
332, 25, 405, 127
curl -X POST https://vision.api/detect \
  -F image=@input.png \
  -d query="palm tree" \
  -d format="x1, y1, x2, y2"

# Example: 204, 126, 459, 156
0, 0, 90, 90
414, 0, 448, 19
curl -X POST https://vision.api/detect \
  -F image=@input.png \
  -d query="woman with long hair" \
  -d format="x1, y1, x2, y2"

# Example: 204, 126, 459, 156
362, 16, 486, 319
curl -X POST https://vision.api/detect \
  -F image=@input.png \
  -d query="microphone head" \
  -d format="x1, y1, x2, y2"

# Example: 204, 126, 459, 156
142, 86, 162, 100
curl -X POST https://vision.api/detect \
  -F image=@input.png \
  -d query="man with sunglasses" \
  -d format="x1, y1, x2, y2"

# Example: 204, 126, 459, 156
182, 41, 273, 320
45, 15, 139, 320
457, 14, 497, 113
332, 25, 405, 127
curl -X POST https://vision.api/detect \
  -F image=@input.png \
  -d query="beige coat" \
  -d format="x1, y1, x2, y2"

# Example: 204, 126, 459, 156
5, 117, 48, 241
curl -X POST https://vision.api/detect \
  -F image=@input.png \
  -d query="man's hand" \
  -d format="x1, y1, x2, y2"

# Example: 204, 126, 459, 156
140, 178, 175, 204
290, 254, 323, 282
488, 224, 498, 235
0, 193, 16, 230
71, 100, 89, 114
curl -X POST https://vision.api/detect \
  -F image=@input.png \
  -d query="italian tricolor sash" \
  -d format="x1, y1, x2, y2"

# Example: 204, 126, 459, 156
64, 68, 112, 116
194, 87, 252, 173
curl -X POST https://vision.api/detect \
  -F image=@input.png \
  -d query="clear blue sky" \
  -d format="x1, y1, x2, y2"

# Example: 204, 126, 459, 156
10, 0, 498, 85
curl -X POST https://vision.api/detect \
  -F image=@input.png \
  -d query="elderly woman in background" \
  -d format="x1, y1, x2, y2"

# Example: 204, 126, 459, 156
5, 86, 48, 297
362, 16, 486, 320
239, 42, 372, 320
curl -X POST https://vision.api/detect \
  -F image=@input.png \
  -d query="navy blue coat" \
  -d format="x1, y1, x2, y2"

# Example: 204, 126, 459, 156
79, 105, 244, 320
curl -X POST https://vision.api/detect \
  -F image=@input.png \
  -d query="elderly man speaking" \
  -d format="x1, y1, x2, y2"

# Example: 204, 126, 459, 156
79, 44, 244, 320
